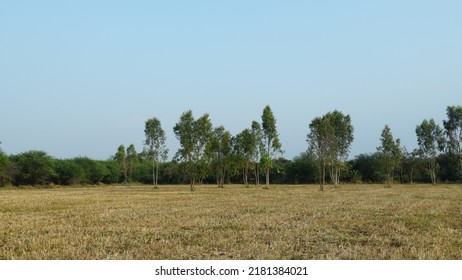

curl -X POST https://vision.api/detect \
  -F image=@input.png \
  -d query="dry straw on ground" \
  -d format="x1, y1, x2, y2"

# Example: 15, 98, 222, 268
1, 184, 461, 260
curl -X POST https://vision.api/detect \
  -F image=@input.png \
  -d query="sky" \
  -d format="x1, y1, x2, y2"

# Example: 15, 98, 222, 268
1, 0, 461, 160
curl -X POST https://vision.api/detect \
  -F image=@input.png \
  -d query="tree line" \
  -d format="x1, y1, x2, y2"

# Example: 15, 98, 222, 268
1, 105, 462, 190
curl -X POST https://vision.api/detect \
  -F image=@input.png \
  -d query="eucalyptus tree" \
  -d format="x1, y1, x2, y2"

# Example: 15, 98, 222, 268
261, 105, 283, 186
443, 105, 462, 175
115, 145, 127, 185
144, 117, 168, 187
377, 125, 401, 183
209, 126, 233, 188
307, 111, 354, 190
126, 144, 138, 184
307, 115, 334, 191
325, 110, 354, 185
234, 128, 257, 186
251, 121, 264, 186
173, 110, 213, 191
401, 147, 420, 184
416, 119, 444, 184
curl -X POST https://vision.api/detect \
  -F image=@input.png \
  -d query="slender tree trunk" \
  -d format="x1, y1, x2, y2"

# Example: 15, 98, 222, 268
152, 160, 157, 187
429, 157, 436, 185
336, 165, 341, 185
255, 163, 260, 186
266, 167, 270, 186
319, 160, 325, 191
190, 176, 195, 191
220, 166, 225, 188
243, 162, 249, 186
155, 161, 159, 187
124, 168, 128, 187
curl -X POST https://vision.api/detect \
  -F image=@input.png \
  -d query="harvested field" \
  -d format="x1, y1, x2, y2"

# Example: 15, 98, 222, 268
1, 184, 461, 259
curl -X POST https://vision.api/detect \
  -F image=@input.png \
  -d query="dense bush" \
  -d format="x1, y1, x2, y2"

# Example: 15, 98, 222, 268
10, 151, 55, 186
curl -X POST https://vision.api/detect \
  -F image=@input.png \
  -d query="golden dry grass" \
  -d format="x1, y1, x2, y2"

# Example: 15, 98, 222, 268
1, 184, 461, 260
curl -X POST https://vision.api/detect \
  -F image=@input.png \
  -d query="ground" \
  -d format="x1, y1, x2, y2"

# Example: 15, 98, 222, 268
0, 184, 461, 260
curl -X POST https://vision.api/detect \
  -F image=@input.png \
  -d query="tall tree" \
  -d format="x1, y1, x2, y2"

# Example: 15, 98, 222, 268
416, 119, 444, 184
251, 121, 264, 186
126, 144, 138, 184
307, 116, 334, 191
144, 117, 168, 188
173, 110, 213, 191
261, 105, 283, 186
209, 126, 233, 188
325, 110, 354, 186
115, 145, 127, 185
307, 111, 354, 190
401, 147, 420, 184
234, 128, 257, 186
443, 105, 462, 175
377, 125, 401, 183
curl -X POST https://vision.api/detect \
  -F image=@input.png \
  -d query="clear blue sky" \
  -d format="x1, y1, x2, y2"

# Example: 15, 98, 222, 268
1, 1, 461, 160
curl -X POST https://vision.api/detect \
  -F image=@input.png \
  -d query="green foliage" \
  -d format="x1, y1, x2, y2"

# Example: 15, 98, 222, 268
350, 153, 387, 183
377, 125, 402, 183
144, 117, 168, 187
7, 104, 462, 187
208, 126, 233, 188
234, 128, 257, 185
72, 157, 109, 184
173, 110, 213, 191
10, 151, 55, 186
307, 111, 354, 189
115, 145, 127, 184
284, 152, 318, 184
53, 159, 85, 185
416, 119, 444, 184
126, 144, 138, 183
261, 105, 283, 185
251, 121, 265, 185
0, 148, 12, 187
103, 160, 121, 184
443, 105, 462, 176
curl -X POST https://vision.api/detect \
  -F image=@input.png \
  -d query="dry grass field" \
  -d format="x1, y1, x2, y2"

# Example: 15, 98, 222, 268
1, 184, 461, 260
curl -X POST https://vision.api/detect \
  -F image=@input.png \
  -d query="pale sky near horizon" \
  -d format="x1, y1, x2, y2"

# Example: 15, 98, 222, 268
1, 1, 461, 160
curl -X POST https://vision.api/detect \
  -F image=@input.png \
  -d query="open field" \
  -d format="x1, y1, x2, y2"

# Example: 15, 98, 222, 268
1, 184, 461, 260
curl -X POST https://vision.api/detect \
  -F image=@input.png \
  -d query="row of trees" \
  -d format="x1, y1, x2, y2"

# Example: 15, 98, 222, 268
172, 106, 282, 191
1, 105, 462, 189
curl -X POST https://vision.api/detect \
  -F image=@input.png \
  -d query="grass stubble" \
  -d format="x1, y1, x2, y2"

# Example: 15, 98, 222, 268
0, 184, 461, 260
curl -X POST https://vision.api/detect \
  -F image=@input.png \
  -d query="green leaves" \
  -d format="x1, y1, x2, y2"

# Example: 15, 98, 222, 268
416, 119, 444, 184
377, 125, 401, 183
173, 110, 213, 190
144, 117, 168, 186
261, 105, 282, 155
443, 105, 462, 173
10, 151, 55, 186
307, 110, 354, 188
261, 105, 283, 185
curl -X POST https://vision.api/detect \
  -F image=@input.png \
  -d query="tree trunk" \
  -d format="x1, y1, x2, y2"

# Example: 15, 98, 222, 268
152, 161, 157, 187
336, 166, 341, 185
190, 177, 195, 191
255, 163, 260, 186
155, 161, 159, 187
319, 161, 325, 191
266, 167, 270, 186
429, 158, 436, 185
243, 163, 249, 186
